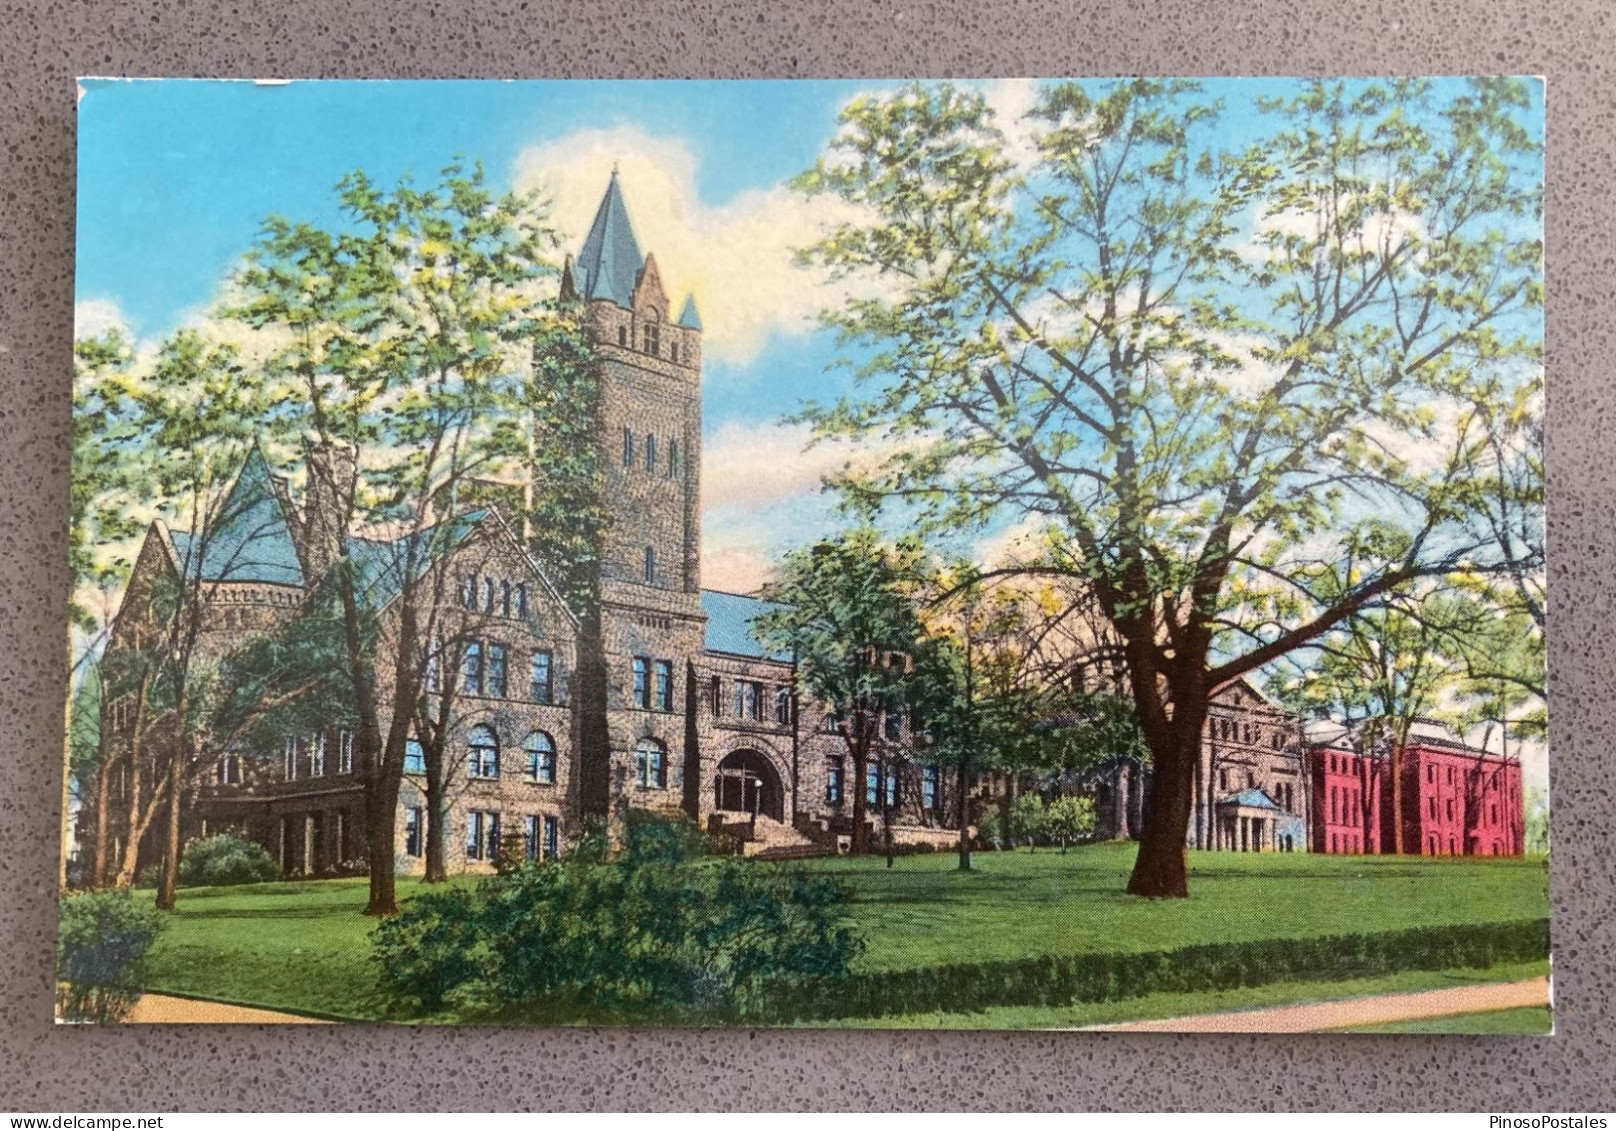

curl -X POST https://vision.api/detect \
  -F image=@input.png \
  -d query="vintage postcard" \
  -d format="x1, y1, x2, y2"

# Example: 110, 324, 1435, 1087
62, 77, 1546, 1031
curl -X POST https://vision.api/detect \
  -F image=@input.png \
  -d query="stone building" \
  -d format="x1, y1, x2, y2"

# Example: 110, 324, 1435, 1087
87, 174, 960, 879
1091, 677, 1311, 852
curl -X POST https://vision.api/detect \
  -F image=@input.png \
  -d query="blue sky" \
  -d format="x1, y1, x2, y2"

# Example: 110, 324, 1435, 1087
75, 76, 1544, 598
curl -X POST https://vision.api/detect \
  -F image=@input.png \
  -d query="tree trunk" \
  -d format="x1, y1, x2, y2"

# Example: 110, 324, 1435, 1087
423, 757, 447, 884
91, 749, 112, 889
155, 739, 186, 911
1390, 741, 1406, 855
955, 756, 971, 872
365, 766, 401, 915
849, 726, 870, 855
1126, 713, 1203, 899
574, 604, 612, 825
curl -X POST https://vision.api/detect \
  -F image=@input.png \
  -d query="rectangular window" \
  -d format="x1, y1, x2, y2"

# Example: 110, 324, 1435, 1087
638, 745, 666, 788
884, 710, 903, 741
487, 643, 508, 698
284, 736, 298, 781
524, 814, 539, 860
404, 738, 426, 775
531, 651, 554, 704
827, 759, 844, 805
774, 688, 792, 726
463, 641, 484, 696
339, 730, 354, 774
466, 810, 500, 861
515, 583, 529, 619
623, 427, 634, 467
866, 763, 881, 807
544, 815, 559, 860
461, 574, 478, 610
885, 767, 898, 808
734, 680, 763, 720
632, 657, 651, 709
646, 434, 657, 473
669, 439, 680, 479
311, 730, 326, 776
405, 807, 423, 858
652, 659, 672, 710
922, 764, 939, 810
710, 675, 723, 716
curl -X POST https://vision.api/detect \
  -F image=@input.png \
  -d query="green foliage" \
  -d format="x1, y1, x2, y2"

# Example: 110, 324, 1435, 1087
56, 889, 166, 1023
764, 917, 1550, 1023
373, 835, 864, 1022
620, 809, 709, 866
793, 78, 1543, 888
1524, 788, 1550, 855
1045, 794, 1097, 848
1008, 793, 1046, 847
178, 832, 281, 888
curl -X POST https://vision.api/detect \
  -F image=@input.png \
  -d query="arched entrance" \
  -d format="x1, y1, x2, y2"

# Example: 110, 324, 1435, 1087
714, 749, 784, 823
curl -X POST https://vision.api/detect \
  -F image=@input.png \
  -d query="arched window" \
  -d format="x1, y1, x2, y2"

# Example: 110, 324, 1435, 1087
644, 545, 656, 584
467, 725, 499, 779
636, 738, 666, 788
515, 582, 528, 619
524, 731, 557, 785
483, 577, 496, 614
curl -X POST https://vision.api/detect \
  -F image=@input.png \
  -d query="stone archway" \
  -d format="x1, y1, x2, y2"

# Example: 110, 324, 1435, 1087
713, 748, 785, 823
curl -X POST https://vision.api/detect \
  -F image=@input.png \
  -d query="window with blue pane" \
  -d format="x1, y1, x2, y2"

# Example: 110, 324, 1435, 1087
637, 738, 666, 789
654, 660, 673, 712
486, 643, 508, 698
826, 758, 844, 805
922, 764, 939, 810
462, 641, 483, 695
866, 763, 880, 806
632, 657, 650, 708
405, 807, 423, 857
884, 766, 898, 808
466, 725, 499, 779
531, 651, 553, 703
404, 738, 426, 774
524, 732, 556, 785
524, 814, 539, 860
544, 815, 559, 859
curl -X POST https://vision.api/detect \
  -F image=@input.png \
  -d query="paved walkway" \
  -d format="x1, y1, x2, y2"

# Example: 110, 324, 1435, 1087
126, 993, 332, 1024
1091, 976, 1550, 1032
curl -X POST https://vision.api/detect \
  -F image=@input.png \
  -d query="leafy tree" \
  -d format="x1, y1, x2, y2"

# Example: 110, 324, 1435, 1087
757, 530, 929, 855
1045, 793, 1097, 852
228, 162, 595, 913
1008, 791, 1046, 850
793, 78, 1541, 895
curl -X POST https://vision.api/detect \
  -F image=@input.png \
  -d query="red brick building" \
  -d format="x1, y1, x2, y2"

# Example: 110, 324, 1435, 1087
1308, 718, 1524, 856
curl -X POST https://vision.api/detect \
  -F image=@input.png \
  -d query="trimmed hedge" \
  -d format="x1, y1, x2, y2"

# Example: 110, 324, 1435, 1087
759, 918, 1550, 1023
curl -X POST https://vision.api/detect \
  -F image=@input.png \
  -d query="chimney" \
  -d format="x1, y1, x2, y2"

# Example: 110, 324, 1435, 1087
302, 442, 358, 583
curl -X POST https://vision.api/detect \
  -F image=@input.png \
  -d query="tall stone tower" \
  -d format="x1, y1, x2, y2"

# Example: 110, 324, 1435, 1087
564, 172, 708, 824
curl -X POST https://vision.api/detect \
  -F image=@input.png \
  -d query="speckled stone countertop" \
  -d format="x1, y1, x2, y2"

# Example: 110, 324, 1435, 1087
1, 0, 1611, 1110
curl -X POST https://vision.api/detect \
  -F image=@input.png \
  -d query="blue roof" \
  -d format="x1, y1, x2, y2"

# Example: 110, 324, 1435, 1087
1219, 788, 1284, 812
677, 295, 703, 330
573, 172, 644, 308
701, 589, 792, 662
168, 448, 305, 587
347, 511, 487, 609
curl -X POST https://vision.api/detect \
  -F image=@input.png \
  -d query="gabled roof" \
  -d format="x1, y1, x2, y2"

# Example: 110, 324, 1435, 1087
701, 589, 792, 662
677, 294, 703, 330
345, 510, 487, 610
573, 172, 644, 308
168, 447, 305, 587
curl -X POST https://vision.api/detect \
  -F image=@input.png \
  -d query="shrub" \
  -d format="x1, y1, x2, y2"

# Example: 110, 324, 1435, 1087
1008, 793, 1046, 849
1045, 795, 1096, 851
763, 918, 1552, 1023
373, 818, 863, 1022
179, 831, 280, 887
57, 889, 165, 1023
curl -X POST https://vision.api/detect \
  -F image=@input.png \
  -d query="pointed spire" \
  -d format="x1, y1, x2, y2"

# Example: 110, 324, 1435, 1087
677, 294, 703, 331
574, 171, 644, 308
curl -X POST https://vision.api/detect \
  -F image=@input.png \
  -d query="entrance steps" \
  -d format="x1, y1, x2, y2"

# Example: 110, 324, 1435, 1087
737, 814, 833, 860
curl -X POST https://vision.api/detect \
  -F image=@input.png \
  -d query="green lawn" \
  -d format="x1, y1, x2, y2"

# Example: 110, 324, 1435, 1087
822, 959, 1552, 1030
135, 843, 1550, 1023
1337, 1005, 1553, 1035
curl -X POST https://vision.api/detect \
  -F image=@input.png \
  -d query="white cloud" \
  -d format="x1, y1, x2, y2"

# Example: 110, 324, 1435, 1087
74, 297, 131, 340
702, 419, 902, 512
513, 125, 867, 369
982, 79, 1043, 173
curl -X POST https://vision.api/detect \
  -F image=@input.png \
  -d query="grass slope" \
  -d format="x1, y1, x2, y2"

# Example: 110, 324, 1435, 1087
135, 843, 1549, 1022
